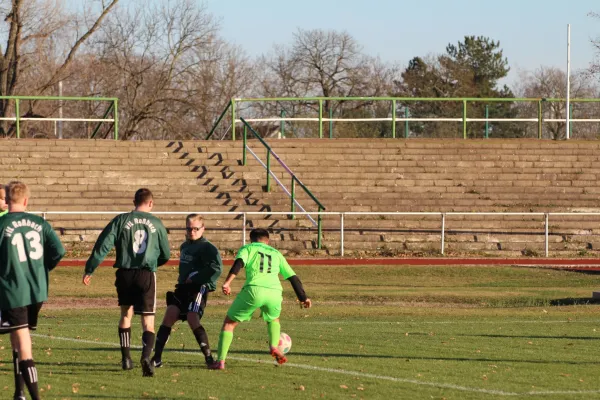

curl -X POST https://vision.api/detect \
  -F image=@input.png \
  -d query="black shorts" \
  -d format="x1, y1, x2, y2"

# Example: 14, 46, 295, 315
0, 303, 44, 334
115, 269, 156, 315
166, 284, 208, 321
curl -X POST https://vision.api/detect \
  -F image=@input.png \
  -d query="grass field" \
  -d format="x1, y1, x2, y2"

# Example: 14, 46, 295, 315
3, 265, 600, 399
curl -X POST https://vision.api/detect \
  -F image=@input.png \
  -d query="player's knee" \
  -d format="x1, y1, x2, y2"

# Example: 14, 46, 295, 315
222, 316, 238, 331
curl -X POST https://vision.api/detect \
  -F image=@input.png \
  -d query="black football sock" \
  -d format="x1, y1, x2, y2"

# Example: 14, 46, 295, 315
153, 325, 171, 361
141, 331, 155, 360
118, 327, 132, 360
13, 350, 24, 397
18, 359, 40, 400
192, 325, 211, 357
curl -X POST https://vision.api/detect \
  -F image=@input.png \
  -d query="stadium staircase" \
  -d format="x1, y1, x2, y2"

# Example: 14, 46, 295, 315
2, 138, 600, 258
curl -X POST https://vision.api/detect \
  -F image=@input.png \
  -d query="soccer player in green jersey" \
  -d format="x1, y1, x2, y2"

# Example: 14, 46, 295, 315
82, 188, 171, 377
0, 184, 8, 218
0, 181, 65, 400
209, 228, 312, 370
151, 214, 223, 369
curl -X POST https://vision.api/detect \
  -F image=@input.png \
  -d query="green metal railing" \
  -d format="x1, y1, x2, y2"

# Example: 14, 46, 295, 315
239, 117, 326, 249
0, 95, 118, 139
207, 96, 600, 140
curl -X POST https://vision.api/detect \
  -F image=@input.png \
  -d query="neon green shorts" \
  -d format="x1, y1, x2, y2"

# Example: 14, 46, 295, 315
226, 286, 283, 323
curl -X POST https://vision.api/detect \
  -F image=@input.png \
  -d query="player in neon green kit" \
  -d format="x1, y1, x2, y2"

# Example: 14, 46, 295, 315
209, 228, 312, 370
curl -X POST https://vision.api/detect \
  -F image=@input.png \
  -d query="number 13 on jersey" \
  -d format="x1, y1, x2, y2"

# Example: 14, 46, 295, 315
11, 231, 43, 262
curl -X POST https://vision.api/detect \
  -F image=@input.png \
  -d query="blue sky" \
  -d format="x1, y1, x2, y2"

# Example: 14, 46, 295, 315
203, 0, 600, 86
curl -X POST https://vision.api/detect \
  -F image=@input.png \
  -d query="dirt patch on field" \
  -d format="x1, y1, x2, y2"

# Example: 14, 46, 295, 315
45, 297, 119, 309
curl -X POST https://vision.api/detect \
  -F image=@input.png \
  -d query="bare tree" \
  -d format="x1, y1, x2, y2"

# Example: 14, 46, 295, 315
590, 11, 600, 77
89, 0, 254, 140
256, 29, 397, 138
0, 0, 118, 136
516, 66, 598, 139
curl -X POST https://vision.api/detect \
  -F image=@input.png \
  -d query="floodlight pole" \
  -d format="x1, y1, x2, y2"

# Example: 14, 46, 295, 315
566, 24, 571, 140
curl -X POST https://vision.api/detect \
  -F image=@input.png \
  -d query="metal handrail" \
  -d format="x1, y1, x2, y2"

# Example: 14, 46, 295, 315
229, 96, 600, 140
32, 210, 600, 257
206, 101, 232, 140
239, 116, 326, 248
90, 102, 115, 139
0, 95, 118, 139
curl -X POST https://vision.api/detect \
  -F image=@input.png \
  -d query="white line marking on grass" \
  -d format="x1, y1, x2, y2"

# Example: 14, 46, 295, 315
30, 333, 600, 397
36, 319, 600, 326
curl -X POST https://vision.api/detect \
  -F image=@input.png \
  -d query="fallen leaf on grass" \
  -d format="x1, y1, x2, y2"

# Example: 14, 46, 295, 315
340, 385, 348, 389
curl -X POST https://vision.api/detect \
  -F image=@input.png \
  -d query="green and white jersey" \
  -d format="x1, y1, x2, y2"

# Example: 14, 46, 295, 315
235, 242, 296, 291
0, 212, 65, 309
85, 211, 170, 275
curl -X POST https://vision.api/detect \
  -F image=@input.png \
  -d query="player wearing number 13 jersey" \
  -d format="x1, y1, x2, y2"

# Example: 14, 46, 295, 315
83, 188, 170, 378
0, 181, 65, 400
209, 228, 312, 370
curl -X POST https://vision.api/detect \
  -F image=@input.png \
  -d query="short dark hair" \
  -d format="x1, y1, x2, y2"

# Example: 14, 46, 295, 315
134, 188, 153, 206
250, 228, 269, 242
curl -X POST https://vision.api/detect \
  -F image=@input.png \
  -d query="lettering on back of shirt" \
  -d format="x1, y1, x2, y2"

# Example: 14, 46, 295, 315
3, 219, 42, 238
124, 218, 156, 233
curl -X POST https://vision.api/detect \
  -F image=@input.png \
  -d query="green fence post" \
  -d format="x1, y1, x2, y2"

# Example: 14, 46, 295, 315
329, 106, 333, 139
280, 109, 285, 138
114, 99, 119, 140
391, 100, 396, 138
290, 177, 295, 219
485, 105, 489, 139
231, 99, 236, 141
404, 107, 409, 139
538, 100, 543, 139
462, 100, 467, 139
15, 99, 20, 139
243, 124, 247, 166
266, 149, 271, 192
317, 206, 323, 249
318, 99, 323, 138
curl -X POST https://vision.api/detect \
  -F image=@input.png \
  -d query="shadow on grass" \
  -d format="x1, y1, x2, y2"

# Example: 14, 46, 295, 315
456, 333, 600, 341
549, 297, 600, 306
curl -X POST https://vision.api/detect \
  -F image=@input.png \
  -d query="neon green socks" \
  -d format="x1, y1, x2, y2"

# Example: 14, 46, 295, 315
216, 330, 233, 361
267, 321, 281, 348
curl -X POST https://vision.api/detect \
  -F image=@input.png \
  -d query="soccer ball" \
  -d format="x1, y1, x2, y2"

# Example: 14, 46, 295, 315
278, 332, 292, 354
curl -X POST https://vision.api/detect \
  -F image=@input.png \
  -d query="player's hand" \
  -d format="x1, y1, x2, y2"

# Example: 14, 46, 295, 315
222, 282, 231, 295
185, 278, 192, 284
301, 298, 312, 309
82, 274, 92, 286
